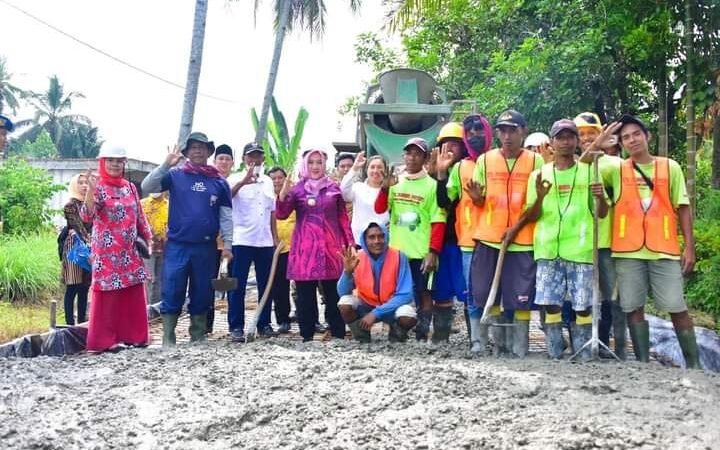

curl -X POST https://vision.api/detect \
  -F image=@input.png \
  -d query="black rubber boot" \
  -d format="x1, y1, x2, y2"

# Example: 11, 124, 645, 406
415, 309, 432, 342
491, 315, 509, 357
463, 306, 471, 339
388, 321, 408, 343
189, 315, 207, 343
348, 319, 371, 343
512, 320, 530, 359
206, 307, 215, 335
469, 315, 489, 355
612, 302, 627, 360
544, 323, 564, 360
431, 306, 453, 344
628, 320, 650, 363
676, 327, 701, 369
161, 314, 179, 347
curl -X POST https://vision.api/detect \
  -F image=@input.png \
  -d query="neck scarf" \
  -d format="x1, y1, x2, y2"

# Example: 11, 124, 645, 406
98, 158, 130, 188
182, 161, 220, 178
301, 149, 333, 195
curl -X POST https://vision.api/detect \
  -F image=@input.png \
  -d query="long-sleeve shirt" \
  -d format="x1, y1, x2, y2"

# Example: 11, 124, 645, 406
336, 250, 414, 321
340, 168, 390, 243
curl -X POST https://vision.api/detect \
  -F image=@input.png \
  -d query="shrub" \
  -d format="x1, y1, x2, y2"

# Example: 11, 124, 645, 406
0, 233, 61, 303
0, 157, 64, 234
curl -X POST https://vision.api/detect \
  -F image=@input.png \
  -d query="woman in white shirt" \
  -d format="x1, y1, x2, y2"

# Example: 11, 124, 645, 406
340, 152, 390, 244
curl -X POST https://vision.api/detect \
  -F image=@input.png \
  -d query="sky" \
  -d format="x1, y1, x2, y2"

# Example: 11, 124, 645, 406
1, 0, 397, 164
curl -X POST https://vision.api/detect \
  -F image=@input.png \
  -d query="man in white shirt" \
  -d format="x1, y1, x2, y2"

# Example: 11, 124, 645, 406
226, 142, 279, 341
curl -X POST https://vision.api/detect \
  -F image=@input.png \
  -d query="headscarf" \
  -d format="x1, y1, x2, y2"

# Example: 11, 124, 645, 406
301, 148, 333, 195
98, 158, 130, 188
462, 114, 493, 160
68, 173, 87, 201
181, 160, 221, 178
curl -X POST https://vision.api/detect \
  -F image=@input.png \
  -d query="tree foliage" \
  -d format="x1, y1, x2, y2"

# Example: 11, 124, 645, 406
0, 56, 27, 116
16, 129, 58, 159
0, 158, 64, 234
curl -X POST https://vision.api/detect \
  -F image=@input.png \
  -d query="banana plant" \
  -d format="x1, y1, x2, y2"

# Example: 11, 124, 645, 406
251, 96, 308, 173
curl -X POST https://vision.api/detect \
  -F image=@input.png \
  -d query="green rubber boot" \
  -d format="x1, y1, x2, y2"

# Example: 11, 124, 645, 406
189, 314, 207, 343
348, 319, 371, 343
492, 315, 509, 357
469, 315, 489, 355
512, 320, 530, 359
676, 328, 701, 369
628, 320, 650, 363
612, 302, 627, 360
431, 306, 454, 344
161, 314, 179, 347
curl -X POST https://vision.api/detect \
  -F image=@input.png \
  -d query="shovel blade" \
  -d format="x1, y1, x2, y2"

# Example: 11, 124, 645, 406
211, 277, 238, 292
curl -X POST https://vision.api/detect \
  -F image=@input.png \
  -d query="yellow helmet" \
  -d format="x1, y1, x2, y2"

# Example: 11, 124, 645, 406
437, 122, 464, 144
574, 112, 603, 131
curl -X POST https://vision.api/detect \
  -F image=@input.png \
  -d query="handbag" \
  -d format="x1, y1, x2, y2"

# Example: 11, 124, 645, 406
67, 234, 92, 272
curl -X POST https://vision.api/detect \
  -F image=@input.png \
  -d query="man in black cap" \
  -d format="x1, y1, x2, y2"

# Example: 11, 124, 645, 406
141, 132, 233, 346
0, 114, 14, 159
225, 142, 279, 341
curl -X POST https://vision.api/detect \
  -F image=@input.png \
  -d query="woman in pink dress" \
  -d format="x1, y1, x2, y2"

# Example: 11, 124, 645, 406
276, 148, 354, 342
80, 145, 153, 352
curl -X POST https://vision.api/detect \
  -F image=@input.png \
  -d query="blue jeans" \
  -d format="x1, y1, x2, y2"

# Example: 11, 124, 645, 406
462, 250, 482, 318
160, 240, 216, 315
227, 245, 274, 333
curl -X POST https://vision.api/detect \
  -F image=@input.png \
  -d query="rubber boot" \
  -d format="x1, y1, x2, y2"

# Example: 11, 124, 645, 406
571, 322, 592, 362
189, 315, 207, 343
431, 306, 453, 344
206, 307, 215, 335
388, 321, 408, 343
491, 315, 509, 357
628, 320, 650, 363
676, 328, 701, 369
463, 307, 471, 339
161, 314, 179, 347
544, 323, 564, 360
415, 309, 432, 342
348, 319, 371, 343
611, 302, 627, 360
469, 315, 489, 355
512, 320, 530, 359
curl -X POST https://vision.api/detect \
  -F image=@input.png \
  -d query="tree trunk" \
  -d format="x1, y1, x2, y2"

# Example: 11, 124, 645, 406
255, 0, 292, 144
713, 104, 720, 189
685, 0, 697, 215
658, 65, 668, 157
177, 0, 209, 145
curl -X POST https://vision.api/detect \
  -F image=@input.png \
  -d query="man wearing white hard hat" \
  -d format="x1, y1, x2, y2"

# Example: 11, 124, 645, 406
141, 132, 233, 346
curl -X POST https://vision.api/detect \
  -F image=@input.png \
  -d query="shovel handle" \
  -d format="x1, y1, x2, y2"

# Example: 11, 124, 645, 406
218, 258, 229, 277
480, 240, 508, 324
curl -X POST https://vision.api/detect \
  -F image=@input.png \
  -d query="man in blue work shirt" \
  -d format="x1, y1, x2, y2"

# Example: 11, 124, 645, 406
337, 222, 417, 342
141, 132, 233, 346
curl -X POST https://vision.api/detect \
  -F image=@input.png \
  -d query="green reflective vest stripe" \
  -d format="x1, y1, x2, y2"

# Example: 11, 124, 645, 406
534, 163, 594, 263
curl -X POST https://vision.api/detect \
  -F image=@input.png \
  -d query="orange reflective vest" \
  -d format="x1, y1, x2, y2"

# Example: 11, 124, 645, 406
353, 247, 401, 307
474, 149, 536, 245
455, 159, 481, 247
612, 157, 681, 255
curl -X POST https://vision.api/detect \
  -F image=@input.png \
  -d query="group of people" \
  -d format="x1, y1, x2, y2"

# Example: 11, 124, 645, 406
43, 106, 701, 369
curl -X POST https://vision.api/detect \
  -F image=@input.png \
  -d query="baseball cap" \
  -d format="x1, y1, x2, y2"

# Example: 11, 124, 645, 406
0, 115, 14, 132
549, 119, 579, 138
243, 142, 264, 155
402, 137, 429, 153
495, 109, 527, 128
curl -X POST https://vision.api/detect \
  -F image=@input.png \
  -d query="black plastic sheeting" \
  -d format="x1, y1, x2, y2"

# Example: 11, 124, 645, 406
648, 314, 720, 371
40, 326, 88, 357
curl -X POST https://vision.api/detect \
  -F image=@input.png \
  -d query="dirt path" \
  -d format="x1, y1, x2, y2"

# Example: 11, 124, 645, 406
1, 336, 718, 450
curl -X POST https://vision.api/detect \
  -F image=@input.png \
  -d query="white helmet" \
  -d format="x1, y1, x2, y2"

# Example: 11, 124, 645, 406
97, 144, 127, 159
524, 132, 550, 148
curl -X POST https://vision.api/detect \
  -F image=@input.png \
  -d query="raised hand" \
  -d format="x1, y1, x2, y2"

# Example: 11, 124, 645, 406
426, 147, 439, 177
535, 172, 552, 198
339, 245, 360, 274
381, 170, 398, 190
436, 143, 455, 176
353, 151, 367, 171
464, 180, 486, 206
165, 144, 184, 167
538, 143, 555, 163
84, 168, 97, 197
279, 174, 294, 201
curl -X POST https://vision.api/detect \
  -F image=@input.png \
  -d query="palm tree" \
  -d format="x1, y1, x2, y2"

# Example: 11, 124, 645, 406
14, 75, 90, 156
0, 56, 26, 116
177, 0, 209, 144
384, 0, 449, 32
253, 0, 361, 143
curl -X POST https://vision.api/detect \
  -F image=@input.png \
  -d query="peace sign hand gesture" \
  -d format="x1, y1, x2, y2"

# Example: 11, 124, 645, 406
279, 174, 295, 201
353, 151, 367, 171
339, 245, 360, 275
165, 144, 184, 167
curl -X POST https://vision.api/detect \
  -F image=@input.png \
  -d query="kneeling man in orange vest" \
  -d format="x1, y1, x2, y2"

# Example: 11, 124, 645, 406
337, 223, 418, 342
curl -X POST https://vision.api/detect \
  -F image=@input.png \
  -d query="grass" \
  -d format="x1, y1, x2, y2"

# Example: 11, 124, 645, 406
0, 232, 62, 303
0, 301, 68, 343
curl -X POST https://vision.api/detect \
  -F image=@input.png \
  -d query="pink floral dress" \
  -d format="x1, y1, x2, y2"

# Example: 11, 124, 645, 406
80, 182, 153, 291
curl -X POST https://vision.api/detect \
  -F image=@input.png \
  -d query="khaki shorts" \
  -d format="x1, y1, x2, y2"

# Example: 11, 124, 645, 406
615, 258, 687, 313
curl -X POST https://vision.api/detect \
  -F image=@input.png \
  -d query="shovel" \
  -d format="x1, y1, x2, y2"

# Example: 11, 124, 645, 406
480, 239, 509, 325
246, 243, 285, 342
211, 258, 238, 292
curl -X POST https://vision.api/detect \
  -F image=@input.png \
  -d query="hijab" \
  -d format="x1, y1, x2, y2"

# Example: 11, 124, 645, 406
68, 173, 87, 201
300, 149, 333, 196
98, 158, 130, 188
